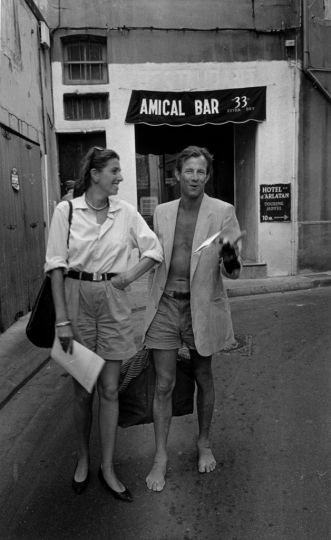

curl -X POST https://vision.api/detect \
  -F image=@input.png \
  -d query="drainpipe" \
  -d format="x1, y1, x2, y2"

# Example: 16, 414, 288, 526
290, 52, 299, 276
302, 0, 309, 69
37, 22, 51, 234
304, 69, 331, 102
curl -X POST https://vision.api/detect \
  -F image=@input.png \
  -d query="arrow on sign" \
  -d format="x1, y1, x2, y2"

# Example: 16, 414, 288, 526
274, 215, 290, 221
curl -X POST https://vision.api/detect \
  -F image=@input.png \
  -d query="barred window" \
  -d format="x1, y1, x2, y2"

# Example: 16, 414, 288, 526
62, 36, 108, 84
64, 93, 109, 120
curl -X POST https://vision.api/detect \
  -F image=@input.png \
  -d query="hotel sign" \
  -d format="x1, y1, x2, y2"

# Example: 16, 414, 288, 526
260, 184, 291, 222
125, 87, 266, 126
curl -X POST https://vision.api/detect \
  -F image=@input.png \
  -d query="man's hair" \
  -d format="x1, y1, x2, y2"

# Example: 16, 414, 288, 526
175, 145, 213, 177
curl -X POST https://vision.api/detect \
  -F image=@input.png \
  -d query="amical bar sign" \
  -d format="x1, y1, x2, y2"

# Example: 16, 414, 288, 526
260, 184, 291, 222
125, 87, 266, 126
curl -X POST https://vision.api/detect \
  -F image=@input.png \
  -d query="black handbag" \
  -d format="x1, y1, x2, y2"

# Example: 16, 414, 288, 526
118, 348, 195, 428
26, 201, 73, 348
25, 276, 55, 348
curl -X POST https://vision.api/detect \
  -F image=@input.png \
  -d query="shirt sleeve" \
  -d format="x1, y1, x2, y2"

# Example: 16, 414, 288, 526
44, 202, 71, 273
130, 211, 163, 263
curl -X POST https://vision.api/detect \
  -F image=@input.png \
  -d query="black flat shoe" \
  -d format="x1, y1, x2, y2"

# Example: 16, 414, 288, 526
98, 468, 133, 502
72, 465, 89, 495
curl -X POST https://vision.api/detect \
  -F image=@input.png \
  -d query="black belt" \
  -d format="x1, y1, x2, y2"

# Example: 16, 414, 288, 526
67, 270, 117, 282
164, 290, 191, 300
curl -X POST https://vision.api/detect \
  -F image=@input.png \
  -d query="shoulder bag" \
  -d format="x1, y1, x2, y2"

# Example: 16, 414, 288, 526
26, 201, 73, 348
118, 348, 195, 428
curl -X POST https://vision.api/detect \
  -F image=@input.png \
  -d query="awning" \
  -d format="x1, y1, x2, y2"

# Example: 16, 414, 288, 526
125, 86, 266, 127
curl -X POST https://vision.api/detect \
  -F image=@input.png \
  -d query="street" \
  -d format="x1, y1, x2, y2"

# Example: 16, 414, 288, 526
0, 287, 330, 540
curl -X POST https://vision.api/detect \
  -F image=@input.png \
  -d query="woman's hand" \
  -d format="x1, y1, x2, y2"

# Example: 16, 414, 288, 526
111, 271, 131, 290
57, 324, 73, 353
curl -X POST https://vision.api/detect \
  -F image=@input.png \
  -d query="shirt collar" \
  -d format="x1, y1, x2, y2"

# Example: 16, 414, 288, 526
73, 194, 122, 214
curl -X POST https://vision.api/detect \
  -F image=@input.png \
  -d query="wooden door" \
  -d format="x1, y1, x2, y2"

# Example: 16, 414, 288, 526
0, 128, 45, 331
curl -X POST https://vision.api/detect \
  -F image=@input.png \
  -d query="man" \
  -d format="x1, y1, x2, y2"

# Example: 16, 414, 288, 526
143, 145, 243, 492
61, 179, 75, 201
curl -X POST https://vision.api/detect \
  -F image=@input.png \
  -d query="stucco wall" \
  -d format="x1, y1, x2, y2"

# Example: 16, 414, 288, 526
51, 27, 292, 65
53, 59, 299, 276
0, 0, 59, 226
298, 77, 331, 272
37, 0, 300, 32
0, 0, 43, 142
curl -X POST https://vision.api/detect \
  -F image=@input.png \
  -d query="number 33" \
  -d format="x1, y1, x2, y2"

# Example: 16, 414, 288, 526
234, 96, 248, 109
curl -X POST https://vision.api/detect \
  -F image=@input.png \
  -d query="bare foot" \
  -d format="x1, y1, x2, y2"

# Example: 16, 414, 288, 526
146, 460, 167, 491
197, 443, 216, 473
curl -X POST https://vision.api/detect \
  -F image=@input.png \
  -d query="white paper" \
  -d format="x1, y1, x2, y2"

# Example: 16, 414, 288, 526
194, 231, 222, 253
51, 338, 105, 393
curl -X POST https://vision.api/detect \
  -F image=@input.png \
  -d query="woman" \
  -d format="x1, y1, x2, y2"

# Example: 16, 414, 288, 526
45, 147, 163, 500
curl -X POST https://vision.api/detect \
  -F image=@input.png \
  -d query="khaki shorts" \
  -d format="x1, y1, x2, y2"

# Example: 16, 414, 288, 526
144, 292, 196, 351
64, 278, 137, 362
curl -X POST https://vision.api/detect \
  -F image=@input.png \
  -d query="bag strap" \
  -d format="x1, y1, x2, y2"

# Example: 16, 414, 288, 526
67, 200, 73, 248
66, 200, 73, 267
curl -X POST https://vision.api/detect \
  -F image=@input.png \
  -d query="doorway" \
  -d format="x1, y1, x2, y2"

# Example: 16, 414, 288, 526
57, 131, 106, 197
135, 122, 258, 261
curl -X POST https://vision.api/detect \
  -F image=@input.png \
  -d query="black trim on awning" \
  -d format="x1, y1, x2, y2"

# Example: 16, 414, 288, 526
125, 86, 266, 126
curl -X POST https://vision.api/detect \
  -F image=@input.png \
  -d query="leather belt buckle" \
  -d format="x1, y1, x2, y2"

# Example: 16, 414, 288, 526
165, 290, 190, 300
92, 272, 103, 281
174, 291, 190, 300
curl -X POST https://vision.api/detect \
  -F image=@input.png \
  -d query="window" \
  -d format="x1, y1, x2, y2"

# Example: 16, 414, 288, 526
62, 36, 108, 84
325, 0, 331, 19
64, 93, 109, 120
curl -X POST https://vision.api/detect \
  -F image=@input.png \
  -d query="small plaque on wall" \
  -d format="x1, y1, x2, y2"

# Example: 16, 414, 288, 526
11, 168, 20, 191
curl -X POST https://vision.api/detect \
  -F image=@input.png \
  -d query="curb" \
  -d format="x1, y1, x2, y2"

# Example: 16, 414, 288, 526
227, 275, 331, 298
0, 314, 51, 409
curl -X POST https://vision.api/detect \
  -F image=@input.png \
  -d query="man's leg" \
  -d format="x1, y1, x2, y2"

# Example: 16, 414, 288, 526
146, 349, 178, 491
190, 350, 217, 473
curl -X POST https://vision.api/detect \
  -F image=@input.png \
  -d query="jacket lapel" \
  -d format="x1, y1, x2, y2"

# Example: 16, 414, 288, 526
163, 199, 180, 275
190, 194, 212, 283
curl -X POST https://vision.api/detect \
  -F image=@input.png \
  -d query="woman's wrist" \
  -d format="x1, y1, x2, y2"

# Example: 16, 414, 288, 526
55, 320, 71, 327
123, 270, 134, 286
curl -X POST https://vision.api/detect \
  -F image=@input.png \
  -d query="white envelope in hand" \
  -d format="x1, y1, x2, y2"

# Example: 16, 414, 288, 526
51, 338, 105, 393
194, 231, 222, 253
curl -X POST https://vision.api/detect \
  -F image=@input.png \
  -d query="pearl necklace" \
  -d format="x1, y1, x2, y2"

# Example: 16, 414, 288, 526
85, 197, 109, 211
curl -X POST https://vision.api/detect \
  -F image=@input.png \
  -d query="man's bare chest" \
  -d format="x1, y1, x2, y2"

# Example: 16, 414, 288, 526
173, 210, 199, 251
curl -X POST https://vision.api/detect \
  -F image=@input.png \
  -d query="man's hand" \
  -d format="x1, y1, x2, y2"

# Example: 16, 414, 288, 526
219, 231, 246, 274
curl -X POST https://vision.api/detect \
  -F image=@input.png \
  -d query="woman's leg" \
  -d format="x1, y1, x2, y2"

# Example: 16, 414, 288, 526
97, 361, 124, 492
73, 378, 94, 481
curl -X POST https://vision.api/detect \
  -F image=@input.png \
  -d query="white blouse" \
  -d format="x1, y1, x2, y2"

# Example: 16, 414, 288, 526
45, 195, 163, 274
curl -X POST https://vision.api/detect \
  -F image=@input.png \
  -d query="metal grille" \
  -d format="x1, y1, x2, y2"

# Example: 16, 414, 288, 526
64, 93, 109, 121
63, 37, 107, 84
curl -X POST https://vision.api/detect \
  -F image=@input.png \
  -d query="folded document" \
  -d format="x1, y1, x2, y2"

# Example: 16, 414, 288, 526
194, 231, 222, 253
51, 338, 105, 393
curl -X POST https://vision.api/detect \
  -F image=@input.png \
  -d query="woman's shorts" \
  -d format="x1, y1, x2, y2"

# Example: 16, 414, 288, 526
144, 292, 196, 350
64, 278, 137, 362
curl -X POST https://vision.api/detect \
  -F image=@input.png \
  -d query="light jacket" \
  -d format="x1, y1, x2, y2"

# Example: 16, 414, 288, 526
143, 194, 241, 356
